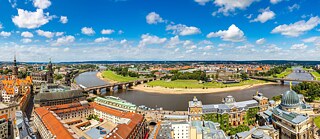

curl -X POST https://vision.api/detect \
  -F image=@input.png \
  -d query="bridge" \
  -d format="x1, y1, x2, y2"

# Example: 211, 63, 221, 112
250, 76, 320, 84
82, 78, 155, 94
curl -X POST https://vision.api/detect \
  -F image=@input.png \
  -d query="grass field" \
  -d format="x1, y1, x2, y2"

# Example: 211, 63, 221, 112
314, 116, 320, 128
274, 68, 292, 78
311, 71, 320, 81
101, 71, 139, 82
147, 79, 267, 88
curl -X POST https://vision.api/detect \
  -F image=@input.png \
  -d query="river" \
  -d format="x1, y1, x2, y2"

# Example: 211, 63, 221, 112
75, 71, 293, 111
286, 67, 314, 80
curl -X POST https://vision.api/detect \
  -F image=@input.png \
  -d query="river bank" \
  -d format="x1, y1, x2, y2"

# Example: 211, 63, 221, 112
97, 71, 279, 94
130, 82, 278, 94
77, 71, 288, 110
96, 72, 117, 84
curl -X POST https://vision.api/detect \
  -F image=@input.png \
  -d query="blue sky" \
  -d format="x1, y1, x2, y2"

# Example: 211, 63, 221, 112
0, 0, 320, 62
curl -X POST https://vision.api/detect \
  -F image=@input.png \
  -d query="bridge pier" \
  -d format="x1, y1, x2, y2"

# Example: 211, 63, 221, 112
110, 86, 114, 92
122, 84, 127, 90
92, 89, 97, 94
96, 89, 101, 95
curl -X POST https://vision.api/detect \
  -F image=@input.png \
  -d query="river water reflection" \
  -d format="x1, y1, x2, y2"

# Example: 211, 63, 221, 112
75, 72, 289, 111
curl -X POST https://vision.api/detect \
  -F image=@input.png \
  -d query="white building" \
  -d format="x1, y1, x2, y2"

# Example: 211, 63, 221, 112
171, 122, 190, 139
0, 118, 8, 139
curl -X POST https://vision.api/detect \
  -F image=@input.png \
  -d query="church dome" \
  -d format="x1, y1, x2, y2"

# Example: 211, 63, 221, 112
281, 90, 300, 108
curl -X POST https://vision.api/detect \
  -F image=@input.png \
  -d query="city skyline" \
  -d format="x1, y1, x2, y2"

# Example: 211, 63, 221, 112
0, 0, 320, 62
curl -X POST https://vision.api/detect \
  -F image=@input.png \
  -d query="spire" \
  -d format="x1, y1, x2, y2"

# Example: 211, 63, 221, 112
193, 96, 198, 102
14, 53, 17, 66
12, 53, 18, 79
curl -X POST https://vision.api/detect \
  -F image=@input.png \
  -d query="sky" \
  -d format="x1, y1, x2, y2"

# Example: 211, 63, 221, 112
0, 0, 320, 62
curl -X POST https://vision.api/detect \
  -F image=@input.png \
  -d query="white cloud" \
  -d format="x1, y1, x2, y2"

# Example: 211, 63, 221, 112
213, 0, 257, 16
188, 45, 197, 49
270, 0, 281, 4
207, 24, 245, 42
0, 31, 11, 37
290, 43, 307, 50
303, 36, 320, 47
94, 37, 111, 43
63, 47, 70, 52
265, 44, 281, 53
0, 23, 3, 30
12, 9, 52, 29
288, 4, 300, 12
203, 45, 213, 50
236, 44, 253, 50
118, 30, 124, 34
166, 24, 201, 36
52, 35, 75, 46
271, 16, 320, 37
186, 49, 194, 53
55, 32, 64, 37
60, 16, 68, 24
8, 0, 17, 8
138, 34, 167, 47
183, 40, 193, 47
194, 0, 210, 5
81, 27, 95, 35
101, 29, 115, 35
146, 12, 164, 24
120, 39, 127, 44
33, 0, 51, 9
36, 30, 54, 38
245, 14, 253, 19
21, 38, 32, 43
21, 31, 33, 38
256, 38, 266, 45
251, 7, 275, 23
165, 36, 183, 48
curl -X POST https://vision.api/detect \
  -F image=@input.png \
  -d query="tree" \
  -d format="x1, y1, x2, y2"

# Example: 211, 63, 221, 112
240, 72, 249, 80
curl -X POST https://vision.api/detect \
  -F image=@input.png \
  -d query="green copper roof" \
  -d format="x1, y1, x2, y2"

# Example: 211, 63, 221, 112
281, 90, 300, 108
94, 96, 137, 111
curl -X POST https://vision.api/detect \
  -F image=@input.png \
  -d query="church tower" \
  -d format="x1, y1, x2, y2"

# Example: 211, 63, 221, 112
12, 55, 18, 80
47, 58, 54, 83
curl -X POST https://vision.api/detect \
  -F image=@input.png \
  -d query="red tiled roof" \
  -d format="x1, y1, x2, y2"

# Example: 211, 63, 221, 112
35, 102, 145, 139
34, 107, 74, 139
47, 102, 92, 114
0, 114, 8, 120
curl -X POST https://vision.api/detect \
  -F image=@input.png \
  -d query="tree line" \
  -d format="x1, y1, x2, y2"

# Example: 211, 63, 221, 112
169, 70, 207, 81
255, 65, 291, 77
292, 82, 320, 102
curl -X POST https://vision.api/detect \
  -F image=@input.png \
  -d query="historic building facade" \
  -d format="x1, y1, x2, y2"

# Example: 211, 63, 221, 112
188, 95, 259, 129
253, 91, 269, 112
34, 101, 147, 139
188, 96, 203, 121
271, 89, 314, 139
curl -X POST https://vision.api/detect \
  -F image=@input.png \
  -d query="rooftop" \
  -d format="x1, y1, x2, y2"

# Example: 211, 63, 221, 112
34, 107, 75, 139
95, 96, 137, 110
191, 120, 226, 139
272, 106, 309, 124
202, 99, 258, 114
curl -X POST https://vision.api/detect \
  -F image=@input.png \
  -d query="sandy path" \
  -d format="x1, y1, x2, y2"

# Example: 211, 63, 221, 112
130, 82, 278, 94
